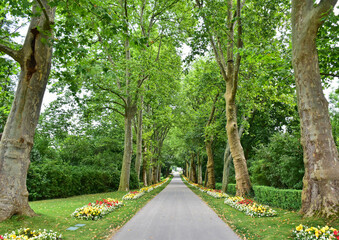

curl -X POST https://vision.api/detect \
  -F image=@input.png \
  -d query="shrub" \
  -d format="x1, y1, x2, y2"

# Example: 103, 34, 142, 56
27, 160, 136, 201
224, 184, 301, 210
226, 184, 236, 195
249, 132, 304, 189
253, 185, 301, 210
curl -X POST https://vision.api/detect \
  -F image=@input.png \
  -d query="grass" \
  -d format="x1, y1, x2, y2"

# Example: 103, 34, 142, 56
182, 177, 339, 240
0, 179, 171, 240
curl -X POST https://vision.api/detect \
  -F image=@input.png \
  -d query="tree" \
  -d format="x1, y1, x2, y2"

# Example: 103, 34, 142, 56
0, 0, 56, 221
195, 0, 253, 196
291, 0, 338, 218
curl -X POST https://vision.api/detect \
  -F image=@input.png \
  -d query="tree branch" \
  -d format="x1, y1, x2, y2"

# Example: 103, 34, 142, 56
95, 84, 127, 106
311, 0, 337, 26
138, 75, 149, 88
232, 0, 243, 97
0, 43, 22, 64
155, 34, 162, 62
35, 0, 51, 26
105, 106, 125, 116
320, 73, 339, 78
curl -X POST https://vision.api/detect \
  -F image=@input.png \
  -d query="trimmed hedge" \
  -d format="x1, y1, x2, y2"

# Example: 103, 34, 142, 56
27, 160, 138, 201
225, 184, 301, 210
253, 185, 301, 210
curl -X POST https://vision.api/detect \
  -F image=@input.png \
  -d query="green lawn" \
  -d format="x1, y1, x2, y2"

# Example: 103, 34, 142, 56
0, 179, 171, 240
182, 179, 339, 240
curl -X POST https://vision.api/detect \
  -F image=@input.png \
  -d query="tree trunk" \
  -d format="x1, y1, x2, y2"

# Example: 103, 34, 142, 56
197, 153, 203, 185
142, 145, 148, 186
204, 167, 208, 187
186, 160, 189, 178
190, 153, 197, 183
222, 120, 246, 192
147, 167, 153, 185
222, 143, 232, 193
225, 84, 252, 196
118, 106, 136, 191
135, 95, 143, 181
152, 157, 158, 184
0, 2, 55, 222
157, 163, 161, 182
205, 140, 215, 189
292, 0, 338, 218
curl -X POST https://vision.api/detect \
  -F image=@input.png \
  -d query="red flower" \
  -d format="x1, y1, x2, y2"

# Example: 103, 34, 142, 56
99, 201, 103, 205
0, 235, 4, 240
336, 236, 339, 240
88, 203, 92, 206
334, 230, 338, 236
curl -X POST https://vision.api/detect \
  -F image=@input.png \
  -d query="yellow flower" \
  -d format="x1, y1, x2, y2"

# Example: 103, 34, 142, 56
315, 230, 320, 238
296, 224, 303, 231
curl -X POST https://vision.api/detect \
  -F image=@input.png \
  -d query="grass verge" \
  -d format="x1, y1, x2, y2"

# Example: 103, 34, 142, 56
182, 177, 339, 240
0, 179, 172, 240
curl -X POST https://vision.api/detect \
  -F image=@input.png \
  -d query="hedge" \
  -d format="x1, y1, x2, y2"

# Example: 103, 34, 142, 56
225, 184, 301, 210
27, 160, 138, 201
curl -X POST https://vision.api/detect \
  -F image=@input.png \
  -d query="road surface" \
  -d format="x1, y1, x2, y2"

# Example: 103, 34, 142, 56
111, 173, 241, 240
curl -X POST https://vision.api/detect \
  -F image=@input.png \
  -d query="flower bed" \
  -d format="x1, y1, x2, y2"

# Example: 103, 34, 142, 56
292, 224, 339, 240
224, 196, 277, 217
140, 186, 154, 192
122, 191, 145, 200
71, 198, 123, 220
0, 228, 62, 240
140, 177, 170, 193
206, 189, 229, 198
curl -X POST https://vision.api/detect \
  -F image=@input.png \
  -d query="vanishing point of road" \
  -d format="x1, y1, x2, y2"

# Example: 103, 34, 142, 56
111, 173, 241, 240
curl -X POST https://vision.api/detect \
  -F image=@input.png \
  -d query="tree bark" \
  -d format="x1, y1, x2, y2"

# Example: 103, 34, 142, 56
190, 153, 197, 183
157, 163, 161, 182
291, 0, 338, 218
197, 153, 203, 185
135, 95, 143, 181
204, 167, 208, 187
205, 93, 219, 189
205, 140, 215, 189
118, 105, 136, 191
0, 1, 55, 222
222, 119, 246, 192
221, 143, 231, 192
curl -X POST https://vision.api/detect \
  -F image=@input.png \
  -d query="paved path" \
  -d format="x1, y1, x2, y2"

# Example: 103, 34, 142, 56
111, 173, 241, 240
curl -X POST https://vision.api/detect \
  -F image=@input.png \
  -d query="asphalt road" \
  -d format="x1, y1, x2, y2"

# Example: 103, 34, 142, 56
111, 173, 241, 240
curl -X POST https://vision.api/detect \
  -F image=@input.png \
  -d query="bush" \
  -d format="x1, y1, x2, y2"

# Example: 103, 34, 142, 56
249, 132, 304, 189
27, 160, 137, 201
253, 185, 301, 210
226, 184, 236, 195
224, 183, 301, 210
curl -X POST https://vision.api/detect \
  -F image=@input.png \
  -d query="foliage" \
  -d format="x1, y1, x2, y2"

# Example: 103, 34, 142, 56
0, 58, 17, 132
224, 183, 302, 210
27, 160, 138, 201
253, 186, 302, 211
249, 132, 304, 189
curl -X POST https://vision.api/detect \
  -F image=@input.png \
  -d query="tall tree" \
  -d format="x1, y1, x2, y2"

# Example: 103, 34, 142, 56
291, 0, 338, 218
195, 0, 253, 196
0, 0, 56, 221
